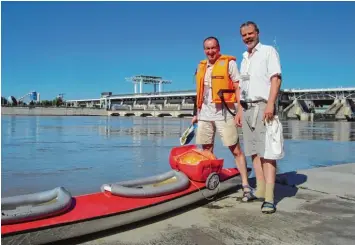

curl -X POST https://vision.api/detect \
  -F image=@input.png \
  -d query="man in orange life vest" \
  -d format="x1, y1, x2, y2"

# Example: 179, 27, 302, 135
192, 36, 254, 200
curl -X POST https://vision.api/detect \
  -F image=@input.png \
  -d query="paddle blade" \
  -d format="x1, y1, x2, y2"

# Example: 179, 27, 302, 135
179, 124, 197, 145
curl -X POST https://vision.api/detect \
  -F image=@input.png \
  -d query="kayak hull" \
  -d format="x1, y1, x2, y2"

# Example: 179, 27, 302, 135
1, 168, 248, 245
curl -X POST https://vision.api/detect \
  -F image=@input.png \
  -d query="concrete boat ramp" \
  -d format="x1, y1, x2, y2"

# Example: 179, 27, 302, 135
63, 163, 355, 245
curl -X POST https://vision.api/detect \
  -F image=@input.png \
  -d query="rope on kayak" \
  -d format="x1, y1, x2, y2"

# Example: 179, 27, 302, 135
174, 148, 222, 201
189, 180, 220, 201
185, 160, 220, 201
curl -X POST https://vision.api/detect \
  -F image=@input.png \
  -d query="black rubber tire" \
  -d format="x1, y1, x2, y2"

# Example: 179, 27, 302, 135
206, 172, 220, 190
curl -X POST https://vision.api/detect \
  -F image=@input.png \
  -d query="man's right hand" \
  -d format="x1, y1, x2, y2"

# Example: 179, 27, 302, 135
191, 116, 198, 124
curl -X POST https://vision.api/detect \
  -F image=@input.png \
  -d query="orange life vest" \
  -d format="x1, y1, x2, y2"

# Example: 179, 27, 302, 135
195, 55, 237, 109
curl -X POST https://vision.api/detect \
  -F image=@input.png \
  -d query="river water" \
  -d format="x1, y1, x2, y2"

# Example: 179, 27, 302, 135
2, 115, 355, 197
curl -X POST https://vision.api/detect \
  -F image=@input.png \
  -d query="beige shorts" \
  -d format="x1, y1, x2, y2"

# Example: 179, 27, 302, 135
196, 118, 239, 147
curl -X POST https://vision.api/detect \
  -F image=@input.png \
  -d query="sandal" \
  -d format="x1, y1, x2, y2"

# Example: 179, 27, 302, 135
240, 185, 258, 202
261, 201, 276, 214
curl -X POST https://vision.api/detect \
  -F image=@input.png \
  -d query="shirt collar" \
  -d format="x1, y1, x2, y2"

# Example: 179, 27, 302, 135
243, 42, 262, 58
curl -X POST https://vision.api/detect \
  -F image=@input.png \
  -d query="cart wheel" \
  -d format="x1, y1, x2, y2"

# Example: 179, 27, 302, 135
206, 172, 220, 190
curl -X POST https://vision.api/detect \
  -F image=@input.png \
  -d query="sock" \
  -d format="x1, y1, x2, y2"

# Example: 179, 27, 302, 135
254, 179, 265, 198
265, 183, 275, 203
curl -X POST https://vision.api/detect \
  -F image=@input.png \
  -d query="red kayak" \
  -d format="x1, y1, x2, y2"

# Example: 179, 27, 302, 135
2, 145, 250, 245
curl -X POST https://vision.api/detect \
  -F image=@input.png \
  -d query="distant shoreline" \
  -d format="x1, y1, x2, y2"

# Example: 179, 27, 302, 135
1, 106, 109, 116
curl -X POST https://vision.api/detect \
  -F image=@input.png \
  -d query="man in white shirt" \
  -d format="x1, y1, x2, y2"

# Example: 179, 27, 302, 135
237, 21, 282, 213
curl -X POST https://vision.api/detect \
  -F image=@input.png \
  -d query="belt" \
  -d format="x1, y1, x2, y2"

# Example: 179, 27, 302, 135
240, 100, 265, 130
240, 100, 266, 110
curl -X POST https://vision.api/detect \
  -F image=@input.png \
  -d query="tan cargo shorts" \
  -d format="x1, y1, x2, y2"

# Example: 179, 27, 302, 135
195, 118, 239, 147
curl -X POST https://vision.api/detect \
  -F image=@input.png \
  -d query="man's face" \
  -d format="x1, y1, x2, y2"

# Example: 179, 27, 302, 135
240, 24, 259, 51
203, 39, 220, 64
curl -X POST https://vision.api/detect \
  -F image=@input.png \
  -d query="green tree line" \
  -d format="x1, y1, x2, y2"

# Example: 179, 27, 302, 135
2, 97, 67, 107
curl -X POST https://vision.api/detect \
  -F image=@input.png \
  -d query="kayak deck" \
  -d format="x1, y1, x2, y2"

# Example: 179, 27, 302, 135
2, 168, 240, 235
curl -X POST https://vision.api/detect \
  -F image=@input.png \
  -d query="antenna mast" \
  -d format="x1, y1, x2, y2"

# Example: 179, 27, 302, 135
273, 36, 279, 52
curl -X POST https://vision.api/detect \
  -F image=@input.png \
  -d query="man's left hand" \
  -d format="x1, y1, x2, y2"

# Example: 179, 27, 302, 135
263, 103, 275, 122
234, 111, 242, 127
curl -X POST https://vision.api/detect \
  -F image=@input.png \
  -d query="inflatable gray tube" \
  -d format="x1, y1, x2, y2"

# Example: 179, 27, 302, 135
1, 187, 73, 225
101, 170, 190, 198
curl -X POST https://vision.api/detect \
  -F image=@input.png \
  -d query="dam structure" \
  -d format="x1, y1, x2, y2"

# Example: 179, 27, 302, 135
63, 76, 355, 121
279, 87, 355, 121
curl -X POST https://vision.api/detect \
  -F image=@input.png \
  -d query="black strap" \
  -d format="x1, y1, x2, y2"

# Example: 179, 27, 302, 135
217, 89, 237, 117
192, 97, 197, 116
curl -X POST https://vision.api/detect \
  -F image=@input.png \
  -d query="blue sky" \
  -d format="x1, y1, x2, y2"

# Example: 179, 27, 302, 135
2, 1, 355, 100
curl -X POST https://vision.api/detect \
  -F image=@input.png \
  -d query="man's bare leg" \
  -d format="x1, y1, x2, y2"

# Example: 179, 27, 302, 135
202, 144, 214, 153
252, 155, 266, 199
229, 143, 250, 192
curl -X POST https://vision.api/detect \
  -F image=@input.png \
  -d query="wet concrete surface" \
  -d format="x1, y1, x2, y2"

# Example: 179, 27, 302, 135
62, 163, 355, 245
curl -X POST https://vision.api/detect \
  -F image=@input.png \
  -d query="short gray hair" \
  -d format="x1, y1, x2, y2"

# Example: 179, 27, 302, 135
240, 21, 260, 34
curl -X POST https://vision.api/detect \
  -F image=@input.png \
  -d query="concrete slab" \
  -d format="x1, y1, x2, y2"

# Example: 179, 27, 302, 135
55, 163, 355, 245
278, 163, 355, 199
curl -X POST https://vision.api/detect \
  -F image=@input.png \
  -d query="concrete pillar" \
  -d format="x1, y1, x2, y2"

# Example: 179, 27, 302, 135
339, 99, 353, 119
294, 106, 301, 117
140, 78, 143, 93
310, 113, 314, 122
300, 113, 310, 121
159, 81, 162, 93
305, 100, 315, 112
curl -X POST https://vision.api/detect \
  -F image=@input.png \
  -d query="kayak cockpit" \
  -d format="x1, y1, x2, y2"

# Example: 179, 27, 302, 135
1, 187, 73, 225
101, 170, 190, 198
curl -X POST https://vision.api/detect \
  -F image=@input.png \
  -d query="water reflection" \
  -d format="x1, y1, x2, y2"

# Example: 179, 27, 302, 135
5, 116, 354, 143
98, 117, 355, 142
98, 117, 191, 138
282, 120, 355, 142
8, 116, 17, 137
1, 115, 355, 197
97, 117, 191, 176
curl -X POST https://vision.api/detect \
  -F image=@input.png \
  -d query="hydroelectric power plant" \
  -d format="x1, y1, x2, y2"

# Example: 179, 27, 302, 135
2, 75, 355, 121
64, 75, 355, 121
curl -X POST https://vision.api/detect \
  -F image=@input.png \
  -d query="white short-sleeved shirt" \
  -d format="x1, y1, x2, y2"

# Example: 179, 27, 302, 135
239, 42, 281, 102
198, 59, 240, 121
